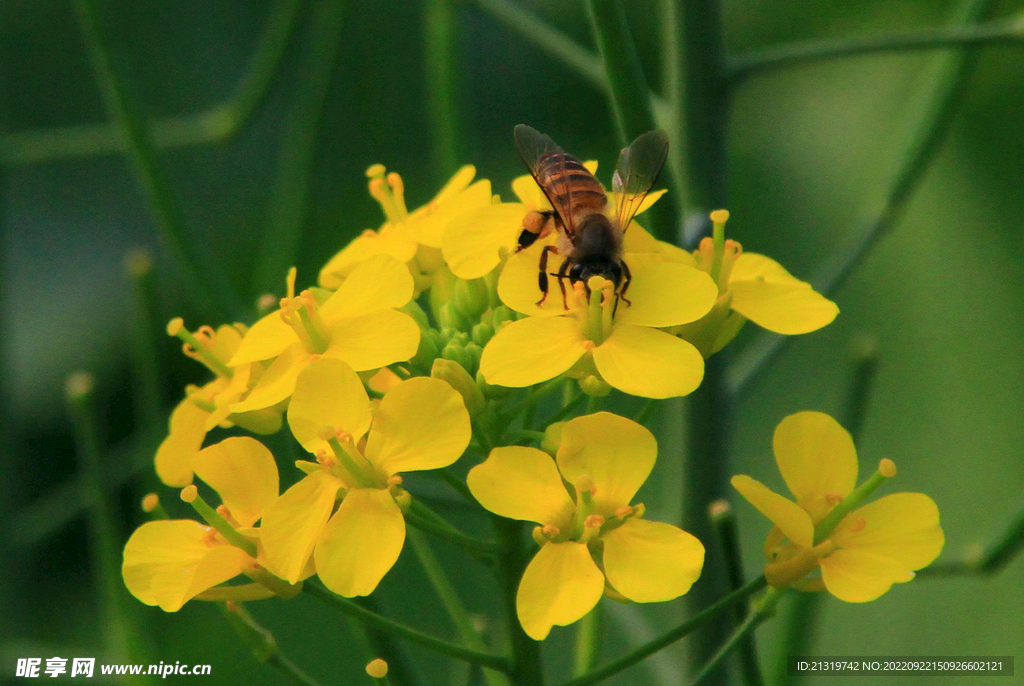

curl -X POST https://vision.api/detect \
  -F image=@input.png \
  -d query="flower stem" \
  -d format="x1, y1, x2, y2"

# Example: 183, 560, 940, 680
572, 605, 602, 678
124, 249, 163, 429
304, 582, 512, 673
407, 529, 512, 686
563, 576, 767, 686
406, 499, 499, 560
222, 602, 324, 686
728, 16, 1024, 83
494, 518, 545, 686
252, 0, 347, 295
690, 589, 781, 686
585, 0, 677, 240
709, 502, 764, 686
71, 0, 246, 322
725, 0, 1000, 398
425, 0, 463, 179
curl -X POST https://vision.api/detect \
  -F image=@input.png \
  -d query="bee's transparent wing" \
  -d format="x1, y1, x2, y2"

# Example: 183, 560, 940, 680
612, 130, 668, 232
514, 124, 578, 238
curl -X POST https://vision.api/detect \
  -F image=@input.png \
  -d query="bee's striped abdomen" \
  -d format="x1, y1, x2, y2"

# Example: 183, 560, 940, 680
537, 153, 607, 222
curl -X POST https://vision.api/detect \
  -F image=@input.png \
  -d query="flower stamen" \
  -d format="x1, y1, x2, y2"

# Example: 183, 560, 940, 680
167, 317, 233, 377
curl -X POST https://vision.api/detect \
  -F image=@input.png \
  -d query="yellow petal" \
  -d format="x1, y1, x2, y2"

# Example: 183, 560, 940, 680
729, 252, 802, 283
364, 377, 471, 475
320, 254, 415, 321
260, 471, 343, 583
730, 475, 813, 548
591, 324, 704, 399
832, 493, 944, 571
621, 223, 660, 253
208, 324, 243, 362
314, 488, 405, 597
557, 412, 656, 514
479, 316, 588, 388
819, 548, 916, 603
729, 277, 838, 335
229, 311, 296, 366
443, 202, 527, 279
467, 447, 575, 526
155, 397, 208, 487
431, 165, 476, 204
602, 518, 704, 602
496, 239, 571, 317
516, 542, 605, 641
773, 411, 857, 508
614, 257, 718, 328
229, 344, 308, 414
415, 179, 493, 247
288, 358, 372, 454
122, 520, 249, 612
318, 226, 417, 288
192, 437, 279, 528
323, 309, 420, 372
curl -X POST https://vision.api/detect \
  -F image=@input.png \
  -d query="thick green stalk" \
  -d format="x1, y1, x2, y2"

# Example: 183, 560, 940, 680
710, 502, 764, 686
253, 0, 347, 295
585, 0, 677, 240
691, 590, 780, 686
2, 0, 303, 165
726, 0, 999, 398
494, 519, 545, 686
563, 576, 767, 686
222, 603, 323, 686
124, 249, 163, 429
304, 583, 512, 672
572, 606, 602, 678
425, 0, 463, 179
65, 373, 142, 672
408, 529, 511, 686
72, 0, 246, 321
729, 17, 1024, 83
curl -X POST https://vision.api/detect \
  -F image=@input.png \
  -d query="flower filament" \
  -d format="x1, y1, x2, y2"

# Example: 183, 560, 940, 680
367, 164, 409, 223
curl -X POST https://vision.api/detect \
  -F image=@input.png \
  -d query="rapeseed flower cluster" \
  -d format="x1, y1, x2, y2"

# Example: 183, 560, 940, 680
125, 154, 939, 648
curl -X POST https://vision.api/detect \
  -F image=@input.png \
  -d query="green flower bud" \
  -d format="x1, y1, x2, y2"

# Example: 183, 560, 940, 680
471, 321, 496, 347
579, 374, 612, 398
453, 277, 489, 320
431, 358, 485, 417
400, 299, 431, 329
542, 422, 564, 455
476, 370, 511, 399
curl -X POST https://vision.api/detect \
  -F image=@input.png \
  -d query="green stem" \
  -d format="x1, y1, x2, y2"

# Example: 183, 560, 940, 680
710, 502, 764, 686
691, 590, 781, 686
572, 606, 601, 678
918, 494, 1024, 578
729, 17, 1024, 83
494, 519, 545, 686
725, 0, 1000, 398
253, 0, 347, 295
123, 249, 163, 429
406, 499, 499, 560
304, 583, 512, 673
545, 389, 586, 425
2, 0, 304, 166
65, 373, 131, 662
354, 596, 428, 686
425, 0, 463, 178
563, 576, 767, 686
408, 529, 511, 686
585, 394, 603, 414
72, 0, 246, 321
222, 603, 323, 686
585, 0, 677, 240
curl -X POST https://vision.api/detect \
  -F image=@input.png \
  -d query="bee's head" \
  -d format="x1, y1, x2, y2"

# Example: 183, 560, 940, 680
569, 261, 624, 291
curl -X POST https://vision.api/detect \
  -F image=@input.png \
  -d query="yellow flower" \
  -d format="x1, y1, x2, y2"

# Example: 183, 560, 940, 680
228, 255, 420, 413
156, 321, 282, 487
124, 437, 286, 611
319, 165, 492, 288
478, 253, 717, 399
467, 412, 704, 640
260, 358, 471, 596
679, 211, 839, 355
731, 411, 944, 602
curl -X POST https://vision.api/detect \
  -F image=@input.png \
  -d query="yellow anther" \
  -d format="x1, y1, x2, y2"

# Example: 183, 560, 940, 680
541, 524, 561, 539
365, 659, 388, 679
709, 209, 730, 223
387, 475, 403, 487
584, 514, 605, 529
141, 493, 160, 513
846, 516, 868, 534
386, 172, 404, 197
879, 458, 897, 478
614, 505, 633, 519
366, 163, 387, 179
166, 317, 185, 337
825, 493, 843, 506
180, 485, 199, 503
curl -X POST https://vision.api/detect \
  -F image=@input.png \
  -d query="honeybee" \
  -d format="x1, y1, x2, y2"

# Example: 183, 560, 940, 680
513, 124, 669, 310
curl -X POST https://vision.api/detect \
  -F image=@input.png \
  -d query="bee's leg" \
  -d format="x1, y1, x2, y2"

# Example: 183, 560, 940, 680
555, 259, 571, 310
536, 245, 557, 305
516, 210, 556, 252
613, 260, 632, 317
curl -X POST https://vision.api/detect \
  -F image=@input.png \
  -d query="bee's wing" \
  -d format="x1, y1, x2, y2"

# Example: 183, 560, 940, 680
514, 124, 578, 239
611, 130, 669, 233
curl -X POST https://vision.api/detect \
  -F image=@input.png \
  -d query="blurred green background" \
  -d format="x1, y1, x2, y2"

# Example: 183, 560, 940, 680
2, 0, 1022, 684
